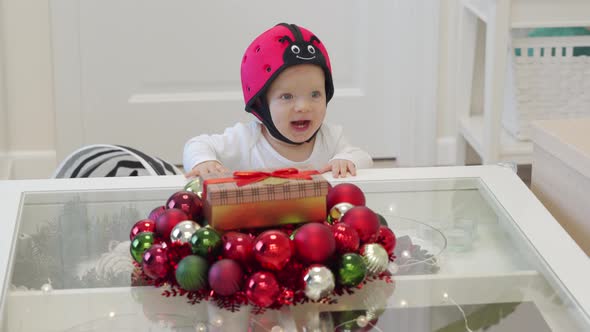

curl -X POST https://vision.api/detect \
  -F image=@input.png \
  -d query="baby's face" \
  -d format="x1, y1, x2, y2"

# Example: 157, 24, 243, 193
266, 64, 327, 143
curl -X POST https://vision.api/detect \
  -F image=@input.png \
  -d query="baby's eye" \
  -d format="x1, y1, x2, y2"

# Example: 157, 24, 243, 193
311, 91, 322, 98
280, 93, 293, 100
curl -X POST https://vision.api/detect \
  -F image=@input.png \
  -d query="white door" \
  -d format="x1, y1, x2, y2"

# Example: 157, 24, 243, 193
52, 0, 434, 165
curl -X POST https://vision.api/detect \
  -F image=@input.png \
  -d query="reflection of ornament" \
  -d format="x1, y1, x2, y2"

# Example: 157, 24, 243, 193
166, 191, 202, 222
376, 213, 389, 226
303, 264, 335, 301
142, 245, 170, 279
337, 253, 367, 287
341, 206, 380, 243
184, 178, 203, 198
253, 230, 292, 271
329, 202, 355, 223
175, 255, 209, 291
130, 232, 155, 263
190, 228, 222, 258
129, 219, 156, 240
245, 271, 280, 308
332, 223, 360, 254
327, 183, 366, 211
170, 220, 200, 243
293, 223, 335, 263
222, 232, 254, 266
376, 226, 396, 255
360, 243, 388, 276
156, 208, 188, 239
208, 259, 243, 296
148, 205, 166, 222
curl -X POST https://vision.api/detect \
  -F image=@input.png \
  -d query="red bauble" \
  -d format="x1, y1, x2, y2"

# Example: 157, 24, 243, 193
245, 271, 280, 308
148, 205, 166, 222
142, 245, 170, 279
332, 223, 360, 254
166, 191, 202, 222
376, 226, 397, 255
253, 230, 292, 271
293, 223, 335, 263
208, 259, 244, 296
155, 208, 188, 240
341, 206, 380, 243
222, 232, 254, 266
129, 219, 156, 240
326, 183, 366, 211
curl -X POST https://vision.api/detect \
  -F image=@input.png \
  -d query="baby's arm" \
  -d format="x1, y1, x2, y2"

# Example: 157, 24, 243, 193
321, 124, 374, 178
183, 123, 249, 178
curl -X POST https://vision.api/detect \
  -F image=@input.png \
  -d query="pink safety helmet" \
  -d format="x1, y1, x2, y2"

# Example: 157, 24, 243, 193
240, 23, 334, 145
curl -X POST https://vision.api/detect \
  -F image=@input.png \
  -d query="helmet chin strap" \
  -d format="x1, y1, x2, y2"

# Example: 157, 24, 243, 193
250, 99, 319, 146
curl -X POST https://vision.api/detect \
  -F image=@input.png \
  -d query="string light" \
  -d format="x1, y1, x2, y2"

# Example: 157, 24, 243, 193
442, 292, 474, 332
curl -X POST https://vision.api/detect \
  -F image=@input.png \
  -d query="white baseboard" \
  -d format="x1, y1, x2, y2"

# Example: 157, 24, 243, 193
0, 150, 57, 180
437, 136, 457, 166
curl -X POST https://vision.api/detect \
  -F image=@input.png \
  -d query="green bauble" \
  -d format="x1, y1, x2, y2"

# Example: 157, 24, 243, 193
190, 228, 222, 258
184, 178, 203, 198
130, 232, 155, 263
175, 255, 209, 291
337, 253, 367, 287
376, 213, 388, 227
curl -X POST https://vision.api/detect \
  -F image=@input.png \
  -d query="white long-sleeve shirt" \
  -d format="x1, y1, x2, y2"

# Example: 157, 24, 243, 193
183, 121, 373, 172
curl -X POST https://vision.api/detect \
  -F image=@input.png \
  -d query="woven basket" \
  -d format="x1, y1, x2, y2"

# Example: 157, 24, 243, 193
502, 36, 590, 141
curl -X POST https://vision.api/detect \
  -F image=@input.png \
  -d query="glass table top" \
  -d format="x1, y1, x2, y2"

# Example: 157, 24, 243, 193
2, 177, 589, 331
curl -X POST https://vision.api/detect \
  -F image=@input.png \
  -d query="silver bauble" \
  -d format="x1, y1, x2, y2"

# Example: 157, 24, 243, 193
360, 243, 389, 275
303, 265, 335, 301
329, 202, 355, 222
170, 220, 201, 243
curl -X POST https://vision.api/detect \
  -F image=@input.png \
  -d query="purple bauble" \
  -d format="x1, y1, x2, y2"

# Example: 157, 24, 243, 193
208, 259, 244, 296
142, 245, 170, 280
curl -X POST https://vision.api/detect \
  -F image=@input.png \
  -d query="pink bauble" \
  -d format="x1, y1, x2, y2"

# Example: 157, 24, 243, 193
293, 223, 335, 263
332, 223, 360, 254
341, 206, 380, 243
222, 232, 254, 266
142, 245, 170, 279
166, 191, 202, 222
155, 208, 188, 240
130, 219, 156, 240
148, 205, 166, 222
376, 226, 397, 255
208, 259, 244, 296
245, 271, 280, 308
326, 183, 366, 211
253, 230, 292, 271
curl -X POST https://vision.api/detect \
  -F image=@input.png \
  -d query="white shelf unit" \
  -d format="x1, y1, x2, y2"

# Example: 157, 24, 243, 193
455, 0, 590, 165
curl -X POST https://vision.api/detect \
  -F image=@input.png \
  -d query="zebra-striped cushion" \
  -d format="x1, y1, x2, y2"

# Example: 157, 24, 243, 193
53, 144, 181, 178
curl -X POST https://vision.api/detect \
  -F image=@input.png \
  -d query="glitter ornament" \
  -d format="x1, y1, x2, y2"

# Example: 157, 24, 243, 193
130, 232, 155, 263
302, 264, 335, 301
360, 243, 389, 276
332, 223, 360, 254
170, 220, 200, 243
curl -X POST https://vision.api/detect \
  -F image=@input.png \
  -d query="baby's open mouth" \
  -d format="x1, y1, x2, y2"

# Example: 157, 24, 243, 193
291, 120, 311, 130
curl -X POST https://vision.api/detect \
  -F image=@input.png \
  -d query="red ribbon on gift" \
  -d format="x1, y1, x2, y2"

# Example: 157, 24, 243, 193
202, 168, 320, 199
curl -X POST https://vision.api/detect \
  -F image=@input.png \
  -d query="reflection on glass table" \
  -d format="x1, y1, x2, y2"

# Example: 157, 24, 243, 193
2, 177, 589, 331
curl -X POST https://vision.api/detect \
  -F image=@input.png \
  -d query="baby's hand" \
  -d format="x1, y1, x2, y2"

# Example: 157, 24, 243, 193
320, 159, 357, 178
185, 161, 228, 179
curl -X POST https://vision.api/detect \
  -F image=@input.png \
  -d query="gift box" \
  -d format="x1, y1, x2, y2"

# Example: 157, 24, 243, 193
200, 168, 329, 231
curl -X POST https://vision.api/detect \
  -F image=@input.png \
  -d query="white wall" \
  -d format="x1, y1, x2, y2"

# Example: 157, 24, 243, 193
0, 0, 458, 179
0, 0, 57, 179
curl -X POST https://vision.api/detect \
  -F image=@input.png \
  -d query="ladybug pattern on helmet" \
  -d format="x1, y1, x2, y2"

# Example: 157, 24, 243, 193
240, 23, 334, 145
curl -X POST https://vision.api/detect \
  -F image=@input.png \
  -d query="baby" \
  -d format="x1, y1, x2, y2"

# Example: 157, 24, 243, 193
183, 23, 373, 178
